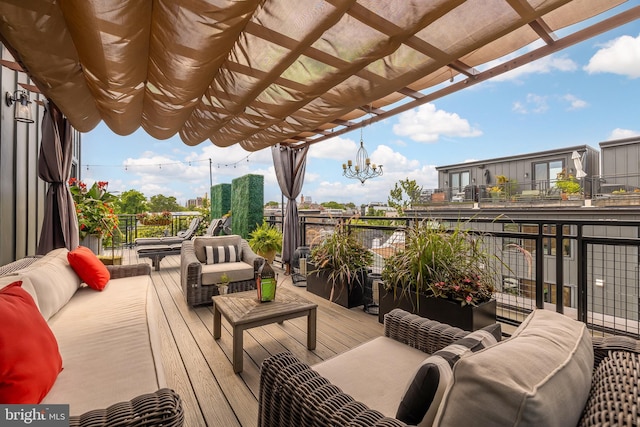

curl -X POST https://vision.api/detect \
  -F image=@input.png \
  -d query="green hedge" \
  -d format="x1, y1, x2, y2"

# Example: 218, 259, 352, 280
210, 183, 231, 219
231, 174, 264, 239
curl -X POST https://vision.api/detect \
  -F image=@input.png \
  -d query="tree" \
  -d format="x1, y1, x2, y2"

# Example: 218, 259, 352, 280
388, 178, 423, 215
148, 194, 183, 213
265, 201, 279, 207
366, 206, 385, 216
115, 189, 148, 214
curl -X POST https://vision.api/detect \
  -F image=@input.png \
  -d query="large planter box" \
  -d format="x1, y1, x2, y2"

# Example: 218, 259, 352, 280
306, 262, 364, 308
80, 234, 103, 255
378, 287, 496, 331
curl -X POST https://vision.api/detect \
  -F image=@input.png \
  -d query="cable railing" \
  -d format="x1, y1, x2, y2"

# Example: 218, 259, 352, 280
267, 213, 640, 338
116, 213, 203, 247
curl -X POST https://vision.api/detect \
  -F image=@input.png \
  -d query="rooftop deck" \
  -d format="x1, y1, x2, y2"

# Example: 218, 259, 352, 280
124, 250, 383, 427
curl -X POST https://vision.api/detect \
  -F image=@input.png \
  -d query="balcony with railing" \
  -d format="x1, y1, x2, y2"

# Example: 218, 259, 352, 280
267, 214, 640, 339
407, 173, 640, 209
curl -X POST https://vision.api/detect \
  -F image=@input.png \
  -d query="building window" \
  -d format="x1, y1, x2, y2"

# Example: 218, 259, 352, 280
543, 283, 575, 308
503, 223, 571, 257
533, 160, 564, 190
449, 171, 470, 193
542, 225, 572, 257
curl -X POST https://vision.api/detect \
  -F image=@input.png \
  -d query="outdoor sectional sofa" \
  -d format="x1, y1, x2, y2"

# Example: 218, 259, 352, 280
0, 248, 183, 427
259, 308, 640, 427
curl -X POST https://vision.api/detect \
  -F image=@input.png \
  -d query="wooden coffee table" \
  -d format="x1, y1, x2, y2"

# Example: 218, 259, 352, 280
212, 287, 318, 373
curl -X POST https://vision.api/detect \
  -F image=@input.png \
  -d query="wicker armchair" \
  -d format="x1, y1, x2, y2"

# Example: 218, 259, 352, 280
181, 235, 264, 306
258, 309, 469, 427
258, 309, 640, 427
70, 388, 183, 427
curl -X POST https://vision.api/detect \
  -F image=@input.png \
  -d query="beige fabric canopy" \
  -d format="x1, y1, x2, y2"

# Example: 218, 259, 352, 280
0, 1, 636, 151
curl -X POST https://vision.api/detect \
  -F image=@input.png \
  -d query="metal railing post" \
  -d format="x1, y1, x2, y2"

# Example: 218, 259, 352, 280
555, 223, 564, 313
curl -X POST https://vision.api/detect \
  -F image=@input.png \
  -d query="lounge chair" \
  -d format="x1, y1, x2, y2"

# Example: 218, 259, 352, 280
135, 217, 201, 271
204, 218, 223, 236
135, 217, 201, 246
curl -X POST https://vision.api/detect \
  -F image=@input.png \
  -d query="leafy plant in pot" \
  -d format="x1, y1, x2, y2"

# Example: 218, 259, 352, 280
308, 220, 373, 308
379, 219, 500, 330
248, 220, 283, 264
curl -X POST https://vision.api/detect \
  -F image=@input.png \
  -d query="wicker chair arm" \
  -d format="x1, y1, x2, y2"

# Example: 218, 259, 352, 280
239, 239, 264, 270
258, 352, 410, 427
383, 308, 470, 354
592, 335, 640, 369
180, 240, 202, 289
106, 263, 151, 279
69, 388, 184, 427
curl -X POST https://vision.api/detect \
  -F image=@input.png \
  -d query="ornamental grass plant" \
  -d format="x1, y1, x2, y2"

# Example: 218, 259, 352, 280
310, 218, 373, 291
381, 219, 499, 307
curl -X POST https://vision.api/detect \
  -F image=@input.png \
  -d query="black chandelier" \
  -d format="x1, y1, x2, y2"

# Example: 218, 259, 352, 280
342, 127, 383, 185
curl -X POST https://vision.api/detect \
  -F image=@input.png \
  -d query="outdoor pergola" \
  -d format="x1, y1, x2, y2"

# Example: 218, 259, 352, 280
1, 0, 638, 262
0, 1, 637, 152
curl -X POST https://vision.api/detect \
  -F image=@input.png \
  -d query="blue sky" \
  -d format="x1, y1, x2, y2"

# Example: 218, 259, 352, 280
81, 13, 640, 207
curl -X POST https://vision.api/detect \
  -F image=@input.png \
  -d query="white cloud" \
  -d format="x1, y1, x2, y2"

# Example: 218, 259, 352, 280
393, 103, 482, 142
487, 55, 577, 82
607, 128, 640, 140
584, 34, 640, 78
301, 145, 439, 205
512, 93, 548, 114
369, 145, 420, 170
562, 94, 588, 110
308, 136, 358, 160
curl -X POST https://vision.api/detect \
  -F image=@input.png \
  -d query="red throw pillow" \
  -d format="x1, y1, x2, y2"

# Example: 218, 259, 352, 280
0, 281, 63, 403
67, 246, 110, 290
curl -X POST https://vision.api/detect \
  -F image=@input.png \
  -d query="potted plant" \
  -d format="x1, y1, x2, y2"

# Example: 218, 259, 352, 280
487, 186, 503, 200
69, 178, 119, 254
555, 170, 581, 200
217, 273, 230, 295
136, 211, 172, 226
248, 220, 283, 264
378, 219, 499, 330
307, 220, 373, 308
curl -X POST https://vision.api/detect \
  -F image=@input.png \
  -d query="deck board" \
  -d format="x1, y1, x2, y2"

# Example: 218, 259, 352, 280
126, 250, 384, 427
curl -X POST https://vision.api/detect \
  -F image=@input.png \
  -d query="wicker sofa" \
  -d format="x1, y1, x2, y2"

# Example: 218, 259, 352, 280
0, 249, 183, 427
180, 234, 264, 306
258, 308, 640, 427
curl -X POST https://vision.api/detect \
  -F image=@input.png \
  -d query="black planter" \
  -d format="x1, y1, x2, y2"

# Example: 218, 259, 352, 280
378, 287, 496, 331
306, 262, 365, 308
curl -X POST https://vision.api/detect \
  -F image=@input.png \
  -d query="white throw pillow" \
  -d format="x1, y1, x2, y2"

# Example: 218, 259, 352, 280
205, 245, 240, 264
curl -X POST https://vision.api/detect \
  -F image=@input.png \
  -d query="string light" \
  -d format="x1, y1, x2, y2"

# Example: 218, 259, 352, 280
83, 154, 253, 171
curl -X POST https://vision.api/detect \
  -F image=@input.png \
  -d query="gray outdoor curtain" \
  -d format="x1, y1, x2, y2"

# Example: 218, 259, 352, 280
36, 101, 79, 255
271, 143, 309, 268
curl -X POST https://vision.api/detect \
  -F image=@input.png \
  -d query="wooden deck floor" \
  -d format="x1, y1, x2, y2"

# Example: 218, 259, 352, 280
124, 250, 384, 427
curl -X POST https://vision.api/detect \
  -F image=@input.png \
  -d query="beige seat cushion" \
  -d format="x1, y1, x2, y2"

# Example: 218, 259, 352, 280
434, 309, 594, 427
200, 261, 255, 285
313, 336, 429, 417
43, 276, 164, 416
